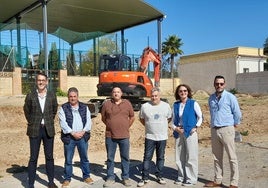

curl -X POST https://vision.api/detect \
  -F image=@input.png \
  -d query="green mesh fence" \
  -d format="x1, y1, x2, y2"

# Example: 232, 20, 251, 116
0, 23, 142, 76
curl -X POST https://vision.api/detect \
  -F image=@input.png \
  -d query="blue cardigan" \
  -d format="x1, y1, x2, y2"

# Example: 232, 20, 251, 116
173, 99, 197, 138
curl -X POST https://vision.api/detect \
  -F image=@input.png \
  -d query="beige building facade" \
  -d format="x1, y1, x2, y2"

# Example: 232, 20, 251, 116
2, 46, 267, 96
0, 68, 179, 96
179, 47, 268, 94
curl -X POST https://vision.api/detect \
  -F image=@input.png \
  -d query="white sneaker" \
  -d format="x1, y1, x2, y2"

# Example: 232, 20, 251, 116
157, 177, 166, 185
103, 179, 115, 187
137, 179, 150, 187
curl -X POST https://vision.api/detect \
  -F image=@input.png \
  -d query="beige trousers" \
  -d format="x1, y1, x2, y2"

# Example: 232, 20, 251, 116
211, 126, 239, 186
175, 132, 198, 184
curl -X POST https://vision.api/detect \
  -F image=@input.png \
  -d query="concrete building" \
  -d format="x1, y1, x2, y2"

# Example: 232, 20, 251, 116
178, 47, 268, 94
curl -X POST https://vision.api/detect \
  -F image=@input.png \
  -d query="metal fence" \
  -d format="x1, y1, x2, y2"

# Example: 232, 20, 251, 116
21, 69, 59, 94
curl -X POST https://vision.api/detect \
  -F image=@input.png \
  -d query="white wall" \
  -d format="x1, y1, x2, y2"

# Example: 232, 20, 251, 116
237, 56, 266, 73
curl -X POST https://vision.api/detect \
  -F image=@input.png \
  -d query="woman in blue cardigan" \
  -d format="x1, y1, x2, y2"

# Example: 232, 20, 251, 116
171, 84, 203, 186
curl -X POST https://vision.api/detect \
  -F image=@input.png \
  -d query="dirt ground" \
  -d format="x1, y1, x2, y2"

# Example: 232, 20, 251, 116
0, 92, 267, 186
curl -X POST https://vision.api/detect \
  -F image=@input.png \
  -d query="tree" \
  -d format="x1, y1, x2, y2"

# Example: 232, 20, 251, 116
64, 33, 120, 76
48, 42, 60, 70
79, 51, 94, 76
98, 34, 120, 54
38, 48, 45, 70
162, 35, 183, 79
84, 34, 121, 75
66, 50, 76, 76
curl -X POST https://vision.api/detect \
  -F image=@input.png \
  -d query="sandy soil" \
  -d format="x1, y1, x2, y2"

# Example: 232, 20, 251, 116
0, 93, 267, 187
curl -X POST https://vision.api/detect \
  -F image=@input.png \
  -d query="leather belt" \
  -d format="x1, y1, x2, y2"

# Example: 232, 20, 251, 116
213, 126, 226, 129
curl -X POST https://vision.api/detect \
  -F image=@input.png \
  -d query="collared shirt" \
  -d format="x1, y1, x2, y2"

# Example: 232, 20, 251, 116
101, 99, 134, 139
37, 89, 46, 124
208, 90, 242, 127
59, 105, 91, 134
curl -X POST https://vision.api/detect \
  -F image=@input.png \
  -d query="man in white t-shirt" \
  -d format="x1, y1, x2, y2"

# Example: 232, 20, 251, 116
137, 87, 172, 187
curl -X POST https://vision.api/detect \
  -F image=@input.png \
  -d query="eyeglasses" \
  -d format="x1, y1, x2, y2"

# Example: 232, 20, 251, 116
37, 79, 46, 82
214, 83, 224, 86
179, 89, 188, 93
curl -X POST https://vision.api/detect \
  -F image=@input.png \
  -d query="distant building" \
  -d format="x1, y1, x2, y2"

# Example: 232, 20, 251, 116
178, 47, 268, 94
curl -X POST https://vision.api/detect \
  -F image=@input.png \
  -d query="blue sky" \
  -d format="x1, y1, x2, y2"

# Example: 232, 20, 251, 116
118, 0, 268, 56
1, 0, 268, 57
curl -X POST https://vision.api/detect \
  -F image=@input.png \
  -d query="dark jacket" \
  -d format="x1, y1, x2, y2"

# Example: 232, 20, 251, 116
60, 102, 90, 144
23, 89, 58, 137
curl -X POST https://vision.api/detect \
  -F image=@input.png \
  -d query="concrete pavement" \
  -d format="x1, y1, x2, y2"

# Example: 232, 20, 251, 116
1, 142, 268, 188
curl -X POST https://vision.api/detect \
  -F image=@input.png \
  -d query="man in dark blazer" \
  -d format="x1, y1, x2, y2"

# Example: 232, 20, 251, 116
24, 72, 58, 188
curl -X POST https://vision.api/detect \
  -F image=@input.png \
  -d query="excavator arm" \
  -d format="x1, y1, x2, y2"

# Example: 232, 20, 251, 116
139, 47, 161, 87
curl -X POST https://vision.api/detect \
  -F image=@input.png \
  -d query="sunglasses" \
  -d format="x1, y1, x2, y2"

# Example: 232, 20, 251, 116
179, 89, 188, 93
214, 83, 224, 86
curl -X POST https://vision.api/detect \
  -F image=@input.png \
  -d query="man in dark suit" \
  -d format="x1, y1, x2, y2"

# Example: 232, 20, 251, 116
24, 72, 58, 188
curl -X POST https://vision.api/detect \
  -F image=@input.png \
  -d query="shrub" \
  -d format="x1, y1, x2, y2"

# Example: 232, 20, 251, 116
22, 83, 32, 95
229, 88, 238, 94
56, 88, 67, 97
240, 130, 249, 136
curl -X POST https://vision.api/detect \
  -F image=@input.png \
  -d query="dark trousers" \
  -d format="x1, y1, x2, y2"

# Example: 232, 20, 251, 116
28, 126, 55, 188
105, 137, 130, 180
142, 138, 166, 180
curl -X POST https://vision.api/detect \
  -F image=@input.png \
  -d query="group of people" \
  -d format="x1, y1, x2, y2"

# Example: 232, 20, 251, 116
24, 72, 242, 188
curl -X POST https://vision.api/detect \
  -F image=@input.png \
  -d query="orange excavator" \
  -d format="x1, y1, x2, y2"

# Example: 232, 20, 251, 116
88, 47, 163, 115
139, 46, 161, 87
97, 47, 161, 97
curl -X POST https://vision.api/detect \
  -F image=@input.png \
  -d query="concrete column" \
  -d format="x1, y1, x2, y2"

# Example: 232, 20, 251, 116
12, 67, 22, 95
59, 69, 68, 92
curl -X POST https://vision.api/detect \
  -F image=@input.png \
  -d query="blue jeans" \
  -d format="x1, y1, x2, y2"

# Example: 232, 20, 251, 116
105, 137, 130, 180
63, 138, 90, 181
142, 138, 166, 180
28, 126, 55, 188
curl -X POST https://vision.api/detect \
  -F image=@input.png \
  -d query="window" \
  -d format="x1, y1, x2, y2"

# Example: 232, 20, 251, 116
264, 63, 268, 71
137, 76, 144, 84
243, 68, 249, 73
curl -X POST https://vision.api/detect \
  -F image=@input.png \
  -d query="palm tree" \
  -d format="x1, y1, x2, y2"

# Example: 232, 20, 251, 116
162, 35, 183, 79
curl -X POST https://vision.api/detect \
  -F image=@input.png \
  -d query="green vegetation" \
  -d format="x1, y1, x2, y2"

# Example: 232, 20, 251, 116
162, 35, 184, 79
240, 130, 249, 136
56, 87, 67, 97
229, 88, 238, 94
22, 82, 32, 95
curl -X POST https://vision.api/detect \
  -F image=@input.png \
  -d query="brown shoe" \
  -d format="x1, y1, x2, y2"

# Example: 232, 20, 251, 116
204, 181, 222, 187
84, 177, 94, 185
122, 179, 131, 187
48, 183, 58, 188
61, 180, 70, 188
229, 185, 238, 188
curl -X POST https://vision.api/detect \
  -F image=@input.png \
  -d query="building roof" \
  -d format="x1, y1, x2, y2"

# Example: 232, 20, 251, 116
180, 47, 266, 64
0, 0, 165, 44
